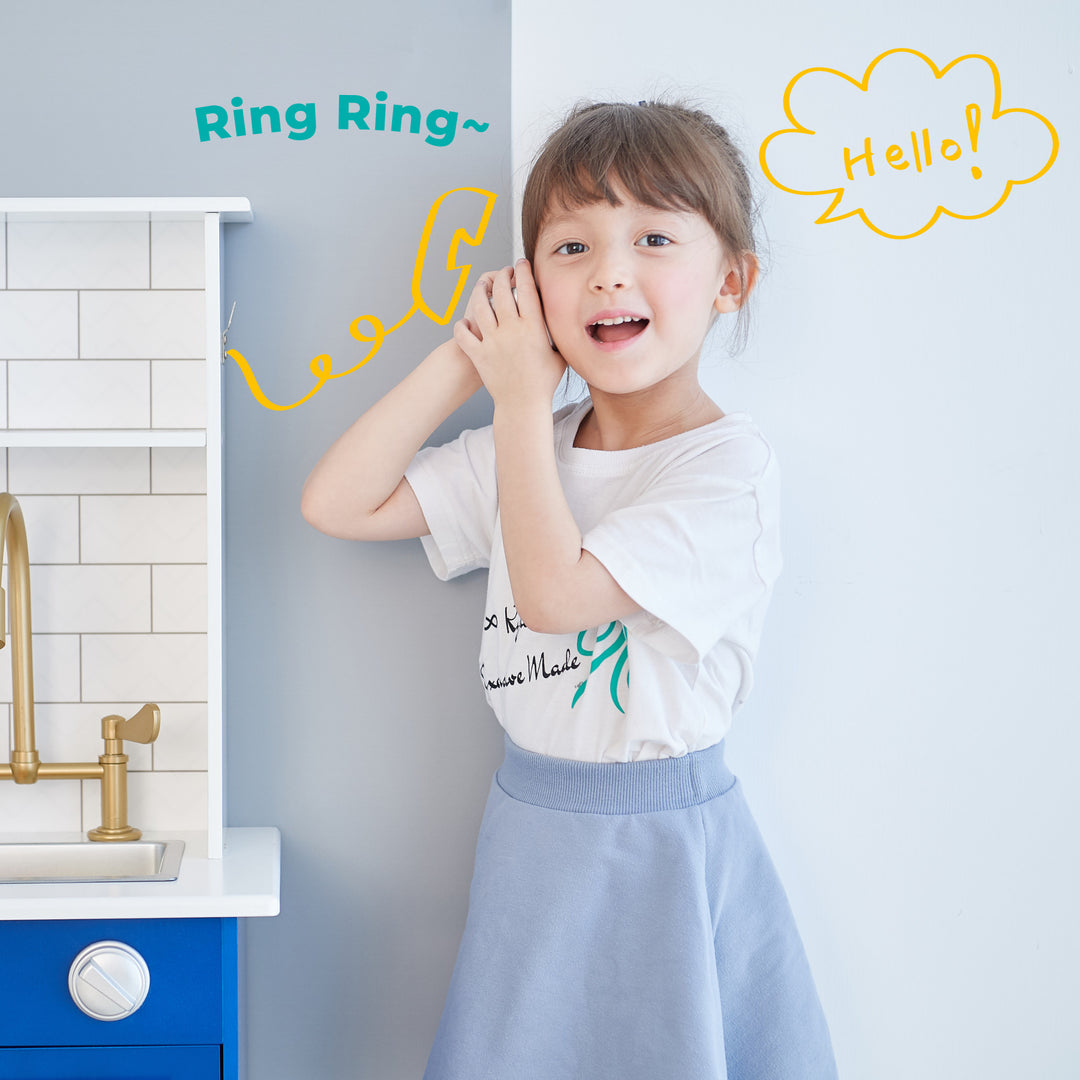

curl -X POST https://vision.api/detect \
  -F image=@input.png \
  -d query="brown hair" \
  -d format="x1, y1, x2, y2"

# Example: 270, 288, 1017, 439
522, 99, 759, 348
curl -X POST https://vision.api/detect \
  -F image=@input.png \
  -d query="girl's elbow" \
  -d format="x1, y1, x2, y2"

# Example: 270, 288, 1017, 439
513, 572, 639, 637
301, 482, 420, 541
300, 486, 332, 534
300, 483, 351, 538
514, 595, 574, 637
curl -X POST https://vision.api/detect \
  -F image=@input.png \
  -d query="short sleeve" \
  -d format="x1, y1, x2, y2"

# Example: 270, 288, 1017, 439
581, 434, 781, 665
404, 424, 498, 580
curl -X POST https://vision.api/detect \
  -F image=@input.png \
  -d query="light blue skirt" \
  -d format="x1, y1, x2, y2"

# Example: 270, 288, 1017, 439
424, 736, 837, 1080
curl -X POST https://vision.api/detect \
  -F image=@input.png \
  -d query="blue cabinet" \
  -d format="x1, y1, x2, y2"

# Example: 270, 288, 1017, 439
0, 918, 238, 1080
0, 1045, 220, 1078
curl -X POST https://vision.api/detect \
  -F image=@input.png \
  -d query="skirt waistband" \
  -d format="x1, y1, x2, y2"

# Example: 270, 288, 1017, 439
495, 734, 736, 815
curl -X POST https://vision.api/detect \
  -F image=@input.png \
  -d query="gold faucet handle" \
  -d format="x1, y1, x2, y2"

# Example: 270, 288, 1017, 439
103, 704, 161, 745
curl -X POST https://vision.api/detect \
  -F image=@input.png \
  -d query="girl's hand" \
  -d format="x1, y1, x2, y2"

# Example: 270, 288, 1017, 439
453, 259, 566, 411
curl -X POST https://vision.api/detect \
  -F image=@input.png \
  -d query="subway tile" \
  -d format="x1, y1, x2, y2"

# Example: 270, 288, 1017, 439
80, 290, 205, 359
151, 447, 206, 494
0, 364, 7, 426
8, 359, 150, 429
16, 495, 79, 563
81, 494, 206, 563
87, 769, 208, 834
152, 564, 207, 632
0, 219, 5, 289
27, 564, 151, 634
151, 360, 205, 427
151, 221, 205, 289
0, 634, 81, 704
0, 291, 78, 359
1, 449, 7, 490
81, 633, 207, 702
16, 702, 151, 771
9, 447, 150, 494
6, 221, 149, 289
151, 703, 208, 771
0, 777, 82, 832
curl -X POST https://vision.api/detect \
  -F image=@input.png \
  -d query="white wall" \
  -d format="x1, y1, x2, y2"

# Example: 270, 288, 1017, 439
513, 2, 1079, 1076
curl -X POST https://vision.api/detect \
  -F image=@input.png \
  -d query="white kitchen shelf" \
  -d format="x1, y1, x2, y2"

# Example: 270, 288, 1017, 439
0, 429, 206, 448
0, 197, 252, 222
0, 198, 251, 860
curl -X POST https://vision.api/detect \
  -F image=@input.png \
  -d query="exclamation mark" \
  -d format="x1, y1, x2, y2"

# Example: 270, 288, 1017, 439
966, 103, 982, 179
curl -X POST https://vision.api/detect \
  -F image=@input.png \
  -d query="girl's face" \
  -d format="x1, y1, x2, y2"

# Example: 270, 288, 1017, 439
531, 189, 745, 400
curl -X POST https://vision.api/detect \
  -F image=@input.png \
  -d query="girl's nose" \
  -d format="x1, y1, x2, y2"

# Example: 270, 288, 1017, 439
591, 277, 624, 292
589, 248, 629, 292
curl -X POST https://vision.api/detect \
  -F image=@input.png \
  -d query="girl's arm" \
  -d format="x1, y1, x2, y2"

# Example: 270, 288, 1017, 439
453, 262, 639, 634
301, 338, 483, 540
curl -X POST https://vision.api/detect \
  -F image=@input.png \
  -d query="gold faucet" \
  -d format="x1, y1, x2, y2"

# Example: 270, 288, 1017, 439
0, 492, 161, 842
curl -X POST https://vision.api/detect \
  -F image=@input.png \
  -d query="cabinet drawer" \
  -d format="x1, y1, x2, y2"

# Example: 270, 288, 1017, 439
0, 1044, 220, 1078
0, 919, 226, 1047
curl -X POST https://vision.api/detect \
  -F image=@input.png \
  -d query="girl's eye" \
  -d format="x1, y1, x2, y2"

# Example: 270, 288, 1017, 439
637, 233, 671, 247
555, 241, 587, 255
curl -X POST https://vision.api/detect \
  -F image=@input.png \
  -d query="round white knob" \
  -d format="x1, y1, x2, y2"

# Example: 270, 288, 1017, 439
68, 940, 150, 1021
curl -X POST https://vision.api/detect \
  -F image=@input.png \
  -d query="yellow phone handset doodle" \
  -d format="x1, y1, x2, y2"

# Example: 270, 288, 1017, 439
227, 186, 499, 411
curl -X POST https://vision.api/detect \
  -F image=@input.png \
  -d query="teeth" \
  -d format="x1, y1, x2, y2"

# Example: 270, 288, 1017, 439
592, 316, 644, 326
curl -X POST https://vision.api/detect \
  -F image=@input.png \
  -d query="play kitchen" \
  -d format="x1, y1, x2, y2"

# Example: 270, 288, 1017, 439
0, 198, 278, 1080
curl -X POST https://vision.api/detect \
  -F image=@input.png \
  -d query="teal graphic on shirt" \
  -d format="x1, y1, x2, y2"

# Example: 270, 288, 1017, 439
571, 622, 629, 714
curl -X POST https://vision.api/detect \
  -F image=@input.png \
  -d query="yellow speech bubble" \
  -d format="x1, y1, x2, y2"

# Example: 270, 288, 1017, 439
759, 48, 1058, 239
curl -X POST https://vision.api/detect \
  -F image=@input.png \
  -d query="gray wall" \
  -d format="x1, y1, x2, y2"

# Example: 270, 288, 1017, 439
1, 3, 510, 1077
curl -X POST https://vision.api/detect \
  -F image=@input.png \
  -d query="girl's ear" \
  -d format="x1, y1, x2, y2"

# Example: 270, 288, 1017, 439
713, 252, 759, 314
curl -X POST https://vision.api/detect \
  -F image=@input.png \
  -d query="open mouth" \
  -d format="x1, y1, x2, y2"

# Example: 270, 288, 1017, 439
587, 316, 649, 344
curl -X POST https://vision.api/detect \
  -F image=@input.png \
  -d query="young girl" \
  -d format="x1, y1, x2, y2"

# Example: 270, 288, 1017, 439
302, 100, 837, 1080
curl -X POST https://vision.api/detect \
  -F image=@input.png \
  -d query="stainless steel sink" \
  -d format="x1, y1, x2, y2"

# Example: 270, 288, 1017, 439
0, 840, 184, 884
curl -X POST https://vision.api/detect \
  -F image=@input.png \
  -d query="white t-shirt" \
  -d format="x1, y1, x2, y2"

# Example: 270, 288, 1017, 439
404, 400, 781, 763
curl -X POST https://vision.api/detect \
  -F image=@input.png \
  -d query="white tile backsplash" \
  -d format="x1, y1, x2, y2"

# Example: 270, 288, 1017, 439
9, 447, 150, 494
152, 702, 208, 771
8, 360, 150, 429
0, 634, 81, 704
81, 633, 207, 702
6, 221, 150, 289
28, 564, 151, 634
0, 776, 82, 832
0, 291, 79, 360
80, 290, 205, 359
81, 494, 206, 563
151, 447, 207, 494
151, 360, 206, 428
1, 211, 212, 839
17, 495, 80, 562
90, 770, 209, 834
151, 221, 205, 289
151, 564, 207, 632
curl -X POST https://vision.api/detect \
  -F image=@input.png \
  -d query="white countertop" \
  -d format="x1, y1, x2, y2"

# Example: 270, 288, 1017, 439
0, 827, 279, 920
